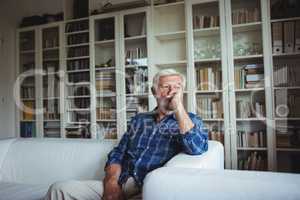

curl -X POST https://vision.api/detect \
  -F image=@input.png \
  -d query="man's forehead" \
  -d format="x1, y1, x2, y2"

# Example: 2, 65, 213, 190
159, 75, 182, 83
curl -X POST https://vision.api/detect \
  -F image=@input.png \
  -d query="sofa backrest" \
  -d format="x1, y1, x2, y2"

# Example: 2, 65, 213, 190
0, 138, 117, 185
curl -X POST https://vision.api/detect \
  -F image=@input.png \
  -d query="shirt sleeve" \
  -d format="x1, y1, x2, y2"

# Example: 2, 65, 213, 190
105, 116, 137, 168
179, 114, 208, 155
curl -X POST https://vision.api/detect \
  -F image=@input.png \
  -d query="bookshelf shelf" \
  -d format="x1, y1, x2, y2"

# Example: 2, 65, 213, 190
67, 95, 90, 99
97, 93, 116, 98
232, 21, 262, 33
272, 52, 300, 58
43, 47, 59, 51
20, 50, 35, 54
202, 118, 224, 122
273, 87, 300, 90
66, 56, 89, 60
95, 66, 116, 71
193, 27, 220, 37
275, 118, 300, 121
66, 69, 90, 73
155, 31, 186, 41
234, 54, 263, 60
66, 43, 89, 48
154, 1, 184, 8
237, 147, 268, 151
126, 93, 149, 97
196, 90, 223, 94
95, 40, 115, 47
195, 58, 221, 63
65, 30, 89, 35
43, 97, 60, 100
67, 108, 90, 112
125, 35, 146, 41
270, 16, 300, 23
96, 119, 117, 122
235, 88, 265, 93
20, 120, 36, 122
66, 82, 90, 86
156, 60, 187, 67
21, 98, 35, 101
276, 148, 300, 152
236, 118, 266, 122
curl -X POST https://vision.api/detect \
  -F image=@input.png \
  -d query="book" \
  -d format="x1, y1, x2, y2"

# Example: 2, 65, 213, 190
272, 22, 283, 54
283, 21, 295, 53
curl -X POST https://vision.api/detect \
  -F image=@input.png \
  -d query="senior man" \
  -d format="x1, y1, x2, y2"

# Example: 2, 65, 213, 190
45, 69, 208, 200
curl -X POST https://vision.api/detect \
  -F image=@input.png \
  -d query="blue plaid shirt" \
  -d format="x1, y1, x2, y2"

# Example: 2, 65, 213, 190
105, 110, 208, 187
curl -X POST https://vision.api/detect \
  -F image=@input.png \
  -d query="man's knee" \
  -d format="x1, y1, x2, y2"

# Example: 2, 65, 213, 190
48, 180, 78, 194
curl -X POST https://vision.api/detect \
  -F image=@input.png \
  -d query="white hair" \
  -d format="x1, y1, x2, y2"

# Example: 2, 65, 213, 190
152, 69, 186, 91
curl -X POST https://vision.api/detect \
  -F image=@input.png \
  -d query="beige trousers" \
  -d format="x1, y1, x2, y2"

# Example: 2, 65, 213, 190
44, 177, 142, 200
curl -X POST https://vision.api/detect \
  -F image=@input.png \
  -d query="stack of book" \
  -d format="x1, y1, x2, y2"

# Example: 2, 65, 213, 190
273, 64, 300, 87
192, 10, 220, 29
277, 126, 300, 148
44, 121, 60, 138
125, 47, 147, 66
126, 97, 148, 118
237, 130, 266, 147
126, 67, 148, 94
196, 96, 223, 119
65, 20, 89, 33
67, 46, 89, 57
236, 100, 265, 118
232, 7, 260, 24
67, 112, 90, 122
20, 122, 36, 137
235, 64, 264, 89
22, 101, 35, 120
66, 125, 90, 138
68, 72, 90, 83
238, 151, 267, 171
43, 100, 60, 120
67, 33, 89, 45
196, 66, 222, 90
209, 131, 224, 144
96, 71, 115, 94
21, 87, 35, 99
97, 99, 116, 119
68, 86, 90, 96
67, 59, 89, 71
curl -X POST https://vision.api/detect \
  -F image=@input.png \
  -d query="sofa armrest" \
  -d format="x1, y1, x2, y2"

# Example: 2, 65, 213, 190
164, 140, 224, 170
0, 138, 16, 180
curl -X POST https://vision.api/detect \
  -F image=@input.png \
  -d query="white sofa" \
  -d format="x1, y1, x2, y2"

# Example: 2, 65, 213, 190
0, 138, 224, 200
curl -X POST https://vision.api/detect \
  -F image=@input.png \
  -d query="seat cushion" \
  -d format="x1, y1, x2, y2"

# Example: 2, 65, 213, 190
0, 182, 49, 200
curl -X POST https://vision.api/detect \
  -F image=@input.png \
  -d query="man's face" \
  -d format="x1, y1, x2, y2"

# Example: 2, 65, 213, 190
153, 75, 184, 113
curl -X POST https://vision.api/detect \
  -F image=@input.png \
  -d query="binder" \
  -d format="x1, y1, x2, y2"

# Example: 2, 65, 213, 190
272, 22, 283, 54
283, 21, 295, 53
295, 20, 300, 53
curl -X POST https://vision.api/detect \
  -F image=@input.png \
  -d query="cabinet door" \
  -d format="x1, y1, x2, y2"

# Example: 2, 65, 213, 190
122, 10, 149, 131
269, 0, 300, 173
18, 29, 37, 138
93, 15, 118, 139
41, 26, 61, 138
64, 19, 91, 138
228, 0, 269, 171
152, 1, 188, 109
190, 0, 228, 167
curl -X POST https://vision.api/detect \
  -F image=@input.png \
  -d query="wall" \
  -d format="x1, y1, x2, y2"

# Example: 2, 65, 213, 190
0, 0, 62, 139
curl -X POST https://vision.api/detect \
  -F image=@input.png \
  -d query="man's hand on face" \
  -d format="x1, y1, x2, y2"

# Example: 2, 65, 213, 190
103, 177, 124, 200
167, 89, 184, 112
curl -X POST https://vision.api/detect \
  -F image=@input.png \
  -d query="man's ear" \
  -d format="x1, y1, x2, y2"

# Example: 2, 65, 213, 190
151, 87, 156, 96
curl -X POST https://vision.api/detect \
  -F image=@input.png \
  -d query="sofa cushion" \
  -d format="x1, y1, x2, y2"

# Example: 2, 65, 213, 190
143, 167, 300, 200
1, 138, 117, 185
0, 182, 49, 200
